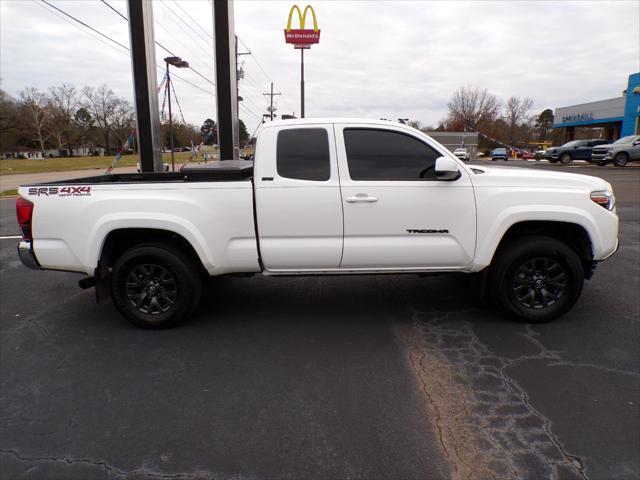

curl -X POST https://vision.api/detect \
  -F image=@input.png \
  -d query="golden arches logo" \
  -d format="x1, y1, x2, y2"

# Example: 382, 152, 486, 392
286, 4, 318, 32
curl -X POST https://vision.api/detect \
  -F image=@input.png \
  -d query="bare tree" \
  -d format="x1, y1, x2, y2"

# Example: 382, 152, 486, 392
504, 96, 534, 145
447, 86, 501, 130
48, 84, 79, 154
82, 85, 118, 153
111, 99, 136, 149
19, 87, 51, 154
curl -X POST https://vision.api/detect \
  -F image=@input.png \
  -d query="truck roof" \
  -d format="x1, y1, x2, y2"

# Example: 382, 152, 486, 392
258, 118, 413, 131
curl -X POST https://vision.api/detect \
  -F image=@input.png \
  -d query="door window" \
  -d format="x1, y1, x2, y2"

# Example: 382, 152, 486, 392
276, 128, 330, 181
344, 128, 441, 180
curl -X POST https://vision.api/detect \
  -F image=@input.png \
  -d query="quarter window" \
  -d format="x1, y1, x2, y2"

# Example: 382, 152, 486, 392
276, 128, 330, 181
344, 128, 441, 180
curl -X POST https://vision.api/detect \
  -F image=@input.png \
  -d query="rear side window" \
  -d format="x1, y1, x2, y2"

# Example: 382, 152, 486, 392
276, 128, 330, 181
344, 128, 441, 180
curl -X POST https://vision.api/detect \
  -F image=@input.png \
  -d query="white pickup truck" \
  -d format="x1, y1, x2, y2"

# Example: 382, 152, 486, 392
16, 119, 619, 328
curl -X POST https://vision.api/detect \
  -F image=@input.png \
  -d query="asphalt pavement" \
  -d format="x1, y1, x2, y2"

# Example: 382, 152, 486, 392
0, 160, 638, 479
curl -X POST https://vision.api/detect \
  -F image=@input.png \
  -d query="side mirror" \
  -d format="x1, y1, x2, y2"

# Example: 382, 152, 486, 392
435, 156, 461, 181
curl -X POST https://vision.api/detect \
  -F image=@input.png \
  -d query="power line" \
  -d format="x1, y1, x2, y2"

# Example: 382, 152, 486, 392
157, 0, 213, 50
34, 1, 130, 61
38, 0, 214, 103
42, 0, 129, 51
100, 0, 216, 88
170, 0, 212, 39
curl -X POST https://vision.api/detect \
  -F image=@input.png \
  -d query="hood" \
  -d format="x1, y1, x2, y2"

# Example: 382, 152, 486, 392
469, 165, 612, 192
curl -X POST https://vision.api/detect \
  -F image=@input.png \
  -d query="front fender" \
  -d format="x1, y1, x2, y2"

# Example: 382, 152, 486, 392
472, 204, 607, 271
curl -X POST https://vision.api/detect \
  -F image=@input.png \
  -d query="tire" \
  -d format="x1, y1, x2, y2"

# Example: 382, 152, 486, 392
489, 236, 584, 323
613, 152, 629, 167
110, 243, 203, 328
596, 161, 608, 167
560, 153, 572, 165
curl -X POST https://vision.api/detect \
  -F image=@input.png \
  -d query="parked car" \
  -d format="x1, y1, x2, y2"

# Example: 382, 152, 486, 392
589, 135, 640, 167
491, 147, 509, 161
453, 147, 470, 161
518, 150, 534, 160
543, 139, 609, 164
16, 118, 618, 328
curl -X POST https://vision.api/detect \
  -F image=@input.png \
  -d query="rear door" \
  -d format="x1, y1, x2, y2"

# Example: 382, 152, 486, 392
254, 124, 343, 271
335, 124, 476, 270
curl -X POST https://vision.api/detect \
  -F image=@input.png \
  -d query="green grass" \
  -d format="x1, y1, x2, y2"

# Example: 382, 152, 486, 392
0, 149, 218, 175
0, 188, 19, 197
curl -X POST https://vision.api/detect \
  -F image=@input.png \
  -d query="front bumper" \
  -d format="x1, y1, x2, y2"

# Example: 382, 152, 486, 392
590, 152, 612, 162
18, 241, 40, 270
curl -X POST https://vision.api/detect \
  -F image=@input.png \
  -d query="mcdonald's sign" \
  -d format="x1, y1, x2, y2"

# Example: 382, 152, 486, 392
284, 4, 320, 49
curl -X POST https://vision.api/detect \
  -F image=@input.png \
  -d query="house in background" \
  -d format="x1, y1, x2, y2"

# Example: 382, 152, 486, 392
44, 146, 106, 157
1, 147, 44, 160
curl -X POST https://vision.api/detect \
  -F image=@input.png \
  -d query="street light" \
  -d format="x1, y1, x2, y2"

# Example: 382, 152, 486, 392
164, 56, 189, 171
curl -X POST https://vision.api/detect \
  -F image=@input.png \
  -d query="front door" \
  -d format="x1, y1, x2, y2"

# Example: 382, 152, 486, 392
254, 125, 343, 271
335, 125, 476, 270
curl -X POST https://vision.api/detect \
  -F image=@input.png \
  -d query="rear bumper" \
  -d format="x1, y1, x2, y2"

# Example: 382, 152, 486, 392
17, 241, 40, 270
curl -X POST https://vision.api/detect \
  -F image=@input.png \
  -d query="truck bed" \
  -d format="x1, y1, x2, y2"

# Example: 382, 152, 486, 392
25, 161, 254, 186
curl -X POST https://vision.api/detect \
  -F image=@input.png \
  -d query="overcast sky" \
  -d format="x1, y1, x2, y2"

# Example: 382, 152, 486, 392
1, 0, 638, 135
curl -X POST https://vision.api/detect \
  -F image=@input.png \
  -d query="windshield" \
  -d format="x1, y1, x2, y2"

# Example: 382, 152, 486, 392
454, 148, 467, 152
613, 135, 638, 145
562, 140, 581, 147
494, 148, 506, 153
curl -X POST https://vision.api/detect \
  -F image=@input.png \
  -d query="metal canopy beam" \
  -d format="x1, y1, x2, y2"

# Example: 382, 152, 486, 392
127, 0, 162, 172
212, 0, 239, 160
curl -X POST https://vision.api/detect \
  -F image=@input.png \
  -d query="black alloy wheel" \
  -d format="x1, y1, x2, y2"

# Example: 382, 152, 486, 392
489, 236, 584, 322
110, 244, 202, 328
126, 263, 178, 315
512, 257, 567, 309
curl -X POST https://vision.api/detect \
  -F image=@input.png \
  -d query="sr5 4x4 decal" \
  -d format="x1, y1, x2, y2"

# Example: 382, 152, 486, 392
28, 186, 91, 197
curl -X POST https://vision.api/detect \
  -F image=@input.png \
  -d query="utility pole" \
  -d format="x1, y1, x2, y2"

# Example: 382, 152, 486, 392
263, 82, 281, 121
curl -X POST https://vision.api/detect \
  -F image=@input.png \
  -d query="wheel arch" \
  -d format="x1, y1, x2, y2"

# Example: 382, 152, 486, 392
488, 220, 594, 278
99, 228, 209, 278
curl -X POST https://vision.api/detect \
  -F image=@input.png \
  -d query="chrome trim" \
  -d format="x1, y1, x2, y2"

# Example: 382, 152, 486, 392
17, 241, 40, 270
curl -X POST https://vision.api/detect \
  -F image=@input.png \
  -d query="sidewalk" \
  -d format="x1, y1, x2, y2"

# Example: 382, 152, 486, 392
0, 166, 138, 192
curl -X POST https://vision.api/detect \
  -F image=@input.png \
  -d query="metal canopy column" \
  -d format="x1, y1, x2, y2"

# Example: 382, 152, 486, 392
127, 0, 163, 172
212, 0, 239, 160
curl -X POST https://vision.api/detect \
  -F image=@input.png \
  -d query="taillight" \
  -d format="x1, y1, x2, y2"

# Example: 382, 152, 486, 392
16, 197, 34, 241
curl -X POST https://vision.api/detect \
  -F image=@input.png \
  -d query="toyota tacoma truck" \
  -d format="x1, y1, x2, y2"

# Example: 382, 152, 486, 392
16, 119, 619, 328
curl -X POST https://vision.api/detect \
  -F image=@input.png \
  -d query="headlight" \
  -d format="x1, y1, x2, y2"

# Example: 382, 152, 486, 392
590, 190, 615, 211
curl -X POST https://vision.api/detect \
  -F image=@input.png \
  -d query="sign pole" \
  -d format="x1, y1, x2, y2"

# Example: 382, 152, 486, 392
301, 48, 305, 118
127, 0, 163, 172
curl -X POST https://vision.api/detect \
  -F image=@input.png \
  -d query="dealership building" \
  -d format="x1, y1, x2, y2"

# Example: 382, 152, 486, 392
553, 72, 640, 142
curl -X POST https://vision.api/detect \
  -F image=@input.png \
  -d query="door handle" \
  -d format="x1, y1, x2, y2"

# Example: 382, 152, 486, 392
346, 194, 378, 203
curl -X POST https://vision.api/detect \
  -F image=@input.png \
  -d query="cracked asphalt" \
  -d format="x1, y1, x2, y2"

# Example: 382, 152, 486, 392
0, 161, 638, 479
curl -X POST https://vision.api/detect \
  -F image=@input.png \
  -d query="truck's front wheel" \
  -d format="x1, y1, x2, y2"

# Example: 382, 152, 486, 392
110, 244, 202, 328
490, 236, 584, 322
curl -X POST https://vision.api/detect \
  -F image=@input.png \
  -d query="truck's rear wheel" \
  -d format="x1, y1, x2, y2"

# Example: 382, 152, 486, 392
490, 236, 584, 322
110, 244, 202, 328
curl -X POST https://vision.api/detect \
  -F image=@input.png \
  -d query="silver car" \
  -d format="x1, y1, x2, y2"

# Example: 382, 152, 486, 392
590, 135, 640, 167
453, 147, 470, 161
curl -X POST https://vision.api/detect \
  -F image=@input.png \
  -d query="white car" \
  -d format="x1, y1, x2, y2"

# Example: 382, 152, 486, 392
16, 118, 618, 328
453, 147, 470, 161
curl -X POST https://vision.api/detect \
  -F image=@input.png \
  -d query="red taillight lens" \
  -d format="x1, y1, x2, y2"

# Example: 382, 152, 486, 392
16, 197, 34, 241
